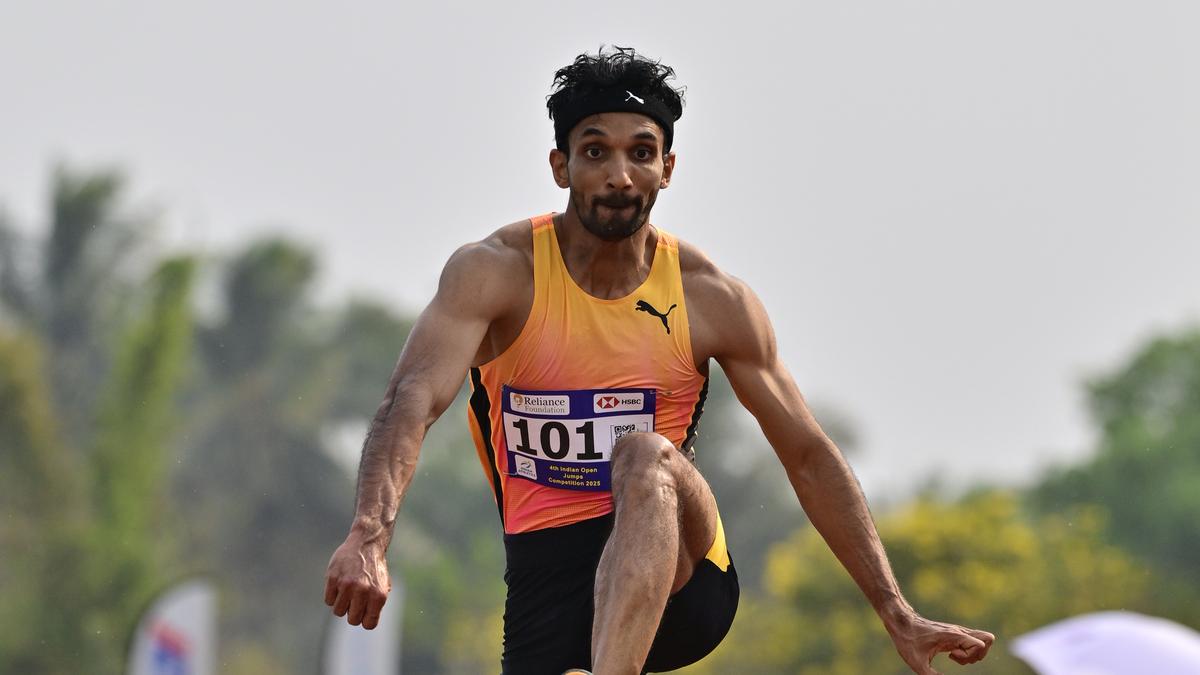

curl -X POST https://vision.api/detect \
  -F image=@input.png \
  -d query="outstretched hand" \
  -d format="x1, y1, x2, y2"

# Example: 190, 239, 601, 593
323, 536, 391, 630
885, 610, 995, 674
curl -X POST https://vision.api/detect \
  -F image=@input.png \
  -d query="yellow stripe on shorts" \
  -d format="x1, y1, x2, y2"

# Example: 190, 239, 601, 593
704, 514, 731, 572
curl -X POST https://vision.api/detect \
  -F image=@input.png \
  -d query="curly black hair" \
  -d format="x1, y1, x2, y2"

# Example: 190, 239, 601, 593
546, 46, 686, 152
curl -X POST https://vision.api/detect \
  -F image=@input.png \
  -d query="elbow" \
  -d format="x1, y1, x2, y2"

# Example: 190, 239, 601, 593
783, 437, 844, 492
371, 389, 398, 428
385, 377, 440, 429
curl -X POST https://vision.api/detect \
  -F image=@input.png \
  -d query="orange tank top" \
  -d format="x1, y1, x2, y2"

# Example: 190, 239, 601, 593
467, 213, 709, 534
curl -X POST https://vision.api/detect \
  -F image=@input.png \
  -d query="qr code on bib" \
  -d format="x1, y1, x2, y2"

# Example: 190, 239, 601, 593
612, 423, 638, 440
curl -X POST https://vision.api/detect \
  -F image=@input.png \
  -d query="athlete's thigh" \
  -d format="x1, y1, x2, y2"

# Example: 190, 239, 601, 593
613, 431, 720, 593
665, 442, 720, 592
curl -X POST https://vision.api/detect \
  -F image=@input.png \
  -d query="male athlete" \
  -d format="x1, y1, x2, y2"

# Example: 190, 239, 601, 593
324, 47, 995, 675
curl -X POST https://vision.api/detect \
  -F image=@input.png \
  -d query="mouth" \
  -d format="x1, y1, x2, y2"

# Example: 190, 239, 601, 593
599, 204, 636, 214
595, 199, 640, 215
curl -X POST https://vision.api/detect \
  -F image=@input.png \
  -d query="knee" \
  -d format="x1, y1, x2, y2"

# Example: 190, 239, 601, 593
610, 432, 677, 498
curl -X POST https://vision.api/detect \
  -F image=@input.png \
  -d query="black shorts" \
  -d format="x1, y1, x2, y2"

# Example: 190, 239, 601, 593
500, 513, 739, 675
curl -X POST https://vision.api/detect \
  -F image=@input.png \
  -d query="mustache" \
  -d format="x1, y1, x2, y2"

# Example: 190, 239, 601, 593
592, 195, 643, 209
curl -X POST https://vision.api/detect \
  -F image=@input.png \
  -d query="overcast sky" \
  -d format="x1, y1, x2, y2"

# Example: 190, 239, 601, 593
3, 1, 1197, 500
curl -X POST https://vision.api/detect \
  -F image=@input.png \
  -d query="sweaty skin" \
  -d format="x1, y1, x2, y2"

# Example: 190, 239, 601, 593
324, 112, 995, 675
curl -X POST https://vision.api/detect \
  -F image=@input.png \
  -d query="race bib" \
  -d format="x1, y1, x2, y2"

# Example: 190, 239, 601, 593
501, 385, 656, 491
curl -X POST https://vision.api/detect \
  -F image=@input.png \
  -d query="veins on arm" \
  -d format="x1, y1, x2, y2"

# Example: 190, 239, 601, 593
707, 272, 909, 615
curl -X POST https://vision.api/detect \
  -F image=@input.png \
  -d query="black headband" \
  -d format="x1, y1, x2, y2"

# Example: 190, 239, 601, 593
553, 87, 678, 152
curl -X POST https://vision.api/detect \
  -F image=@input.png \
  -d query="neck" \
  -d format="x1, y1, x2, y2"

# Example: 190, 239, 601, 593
554, 208, 657, 300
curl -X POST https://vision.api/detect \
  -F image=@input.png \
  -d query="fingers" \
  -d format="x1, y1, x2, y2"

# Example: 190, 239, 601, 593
897, 616, 996, 672
944, 633, 986, 651
949, 647, 979, 665
362, 593, 387, 630
332, 580, 354, 617
323, 575, 338, 607
327, 576, 389, 629
962, 629, 995, 663
347, 587, 368, 626
969, 628, 996, 646
325, 541, 391, 628
943, 631, 993, 665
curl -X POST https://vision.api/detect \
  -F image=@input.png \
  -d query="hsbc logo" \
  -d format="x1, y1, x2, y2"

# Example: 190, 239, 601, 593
593, 392, 645, 413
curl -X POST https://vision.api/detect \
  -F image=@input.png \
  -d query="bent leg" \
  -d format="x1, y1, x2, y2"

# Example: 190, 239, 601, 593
591, 432, 719, 675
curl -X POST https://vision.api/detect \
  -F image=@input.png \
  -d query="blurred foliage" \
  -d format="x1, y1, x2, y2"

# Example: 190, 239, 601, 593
0, 164, 196, 674
2, 164, 1199, 674
684, 492, 1152, 675
1030, 330, 1200, 626
0, 331, 82, 673
173, 237, 349, 671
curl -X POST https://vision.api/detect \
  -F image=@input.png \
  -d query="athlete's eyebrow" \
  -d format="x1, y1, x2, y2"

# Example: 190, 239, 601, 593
578, 127, 608, 139
633, 131, 660, 144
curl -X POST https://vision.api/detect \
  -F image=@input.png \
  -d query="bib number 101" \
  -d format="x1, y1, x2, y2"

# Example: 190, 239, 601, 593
509, 418, 604, 461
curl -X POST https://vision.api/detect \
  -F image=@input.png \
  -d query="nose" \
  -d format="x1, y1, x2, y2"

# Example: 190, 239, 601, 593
605, 156, 634, 191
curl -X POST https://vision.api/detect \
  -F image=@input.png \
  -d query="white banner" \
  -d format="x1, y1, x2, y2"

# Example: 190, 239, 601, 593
323, 580, 403, 675
127, 579, 217, 675
1012, 610, 1200, 675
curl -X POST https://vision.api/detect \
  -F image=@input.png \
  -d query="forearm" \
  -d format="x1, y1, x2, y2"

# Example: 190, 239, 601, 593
785, 440, 912, 622
349, 380, 437, 550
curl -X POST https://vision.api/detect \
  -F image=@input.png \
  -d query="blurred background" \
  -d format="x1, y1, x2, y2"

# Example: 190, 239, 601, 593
1, 2, 1197, 673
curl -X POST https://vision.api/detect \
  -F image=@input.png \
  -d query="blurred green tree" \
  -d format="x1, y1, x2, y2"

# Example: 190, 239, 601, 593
0, 256, 195, 674
683, 491, 1151, 675
1030, 327, 1200, 625
85, 257, 197, 662
0, 166, 150, 447
0, 331, 86, 674
174, 239, 357, 672
1, 167, 194, 674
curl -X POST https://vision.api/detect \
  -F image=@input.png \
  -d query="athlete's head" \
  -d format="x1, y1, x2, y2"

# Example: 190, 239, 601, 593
547, 46, 685, 241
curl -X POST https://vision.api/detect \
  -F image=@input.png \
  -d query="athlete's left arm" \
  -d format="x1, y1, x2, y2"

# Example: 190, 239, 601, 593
702, 272, 994, 675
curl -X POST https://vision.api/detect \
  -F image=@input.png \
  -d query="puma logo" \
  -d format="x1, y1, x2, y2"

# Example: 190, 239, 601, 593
625, 90, 645, 104
635, 300, 676, 334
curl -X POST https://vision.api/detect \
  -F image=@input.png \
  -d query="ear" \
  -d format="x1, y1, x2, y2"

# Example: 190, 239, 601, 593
660, 151, 677, 189
549, 148, 570, 189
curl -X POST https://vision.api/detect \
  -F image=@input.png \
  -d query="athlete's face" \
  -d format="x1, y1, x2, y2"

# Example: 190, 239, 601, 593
550, 113, 676, 241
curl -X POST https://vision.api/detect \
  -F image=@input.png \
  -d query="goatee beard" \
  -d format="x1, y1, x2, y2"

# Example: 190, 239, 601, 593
570, 189, 656, 241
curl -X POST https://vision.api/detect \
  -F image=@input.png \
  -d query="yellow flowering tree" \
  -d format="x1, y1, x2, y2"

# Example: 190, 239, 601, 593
684, 491, 1151, 675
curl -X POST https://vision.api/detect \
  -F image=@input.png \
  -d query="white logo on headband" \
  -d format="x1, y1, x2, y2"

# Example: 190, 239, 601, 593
625, 91, 645, 104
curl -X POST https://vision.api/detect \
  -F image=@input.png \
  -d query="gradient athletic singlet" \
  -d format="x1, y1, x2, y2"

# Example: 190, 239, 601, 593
467, 213, 710, 535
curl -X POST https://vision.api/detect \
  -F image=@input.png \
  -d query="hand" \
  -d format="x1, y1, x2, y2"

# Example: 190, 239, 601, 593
323, 535, 391, 629
884, 609, 995, 674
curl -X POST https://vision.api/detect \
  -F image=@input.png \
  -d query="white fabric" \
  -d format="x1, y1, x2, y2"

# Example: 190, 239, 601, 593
1011, 611, 1200, 675
127, 579, 217, 675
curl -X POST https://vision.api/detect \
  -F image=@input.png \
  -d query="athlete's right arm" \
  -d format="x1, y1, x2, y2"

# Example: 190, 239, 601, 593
323, 236, 521, 629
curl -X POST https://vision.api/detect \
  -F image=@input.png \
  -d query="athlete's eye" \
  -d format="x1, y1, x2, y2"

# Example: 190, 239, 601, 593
634, 147, 653, 161
584, 146, 603, 159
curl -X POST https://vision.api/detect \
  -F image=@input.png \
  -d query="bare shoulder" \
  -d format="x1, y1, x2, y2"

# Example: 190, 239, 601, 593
447, 218, 532, 273
436, 218, 533, 316
676, 236, 774, 364
676, 236, 763, 322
